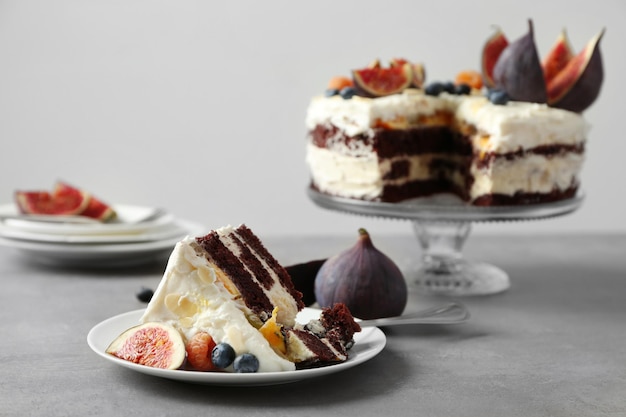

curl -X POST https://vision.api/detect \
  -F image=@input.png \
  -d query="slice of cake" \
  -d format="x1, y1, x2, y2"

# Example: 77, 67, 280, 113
140, 224, 360, 372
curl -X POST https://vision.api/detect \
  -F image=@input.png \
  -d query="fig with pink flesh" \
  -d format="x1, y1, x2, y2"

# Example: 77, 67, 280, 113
352, 63, 413, 97
314, 228, 407, 320
542, 29, 574, 85
492, 19, 547, 103
547, 28, 605, 113
481, 26, 509, 88
106, 322, 186, 370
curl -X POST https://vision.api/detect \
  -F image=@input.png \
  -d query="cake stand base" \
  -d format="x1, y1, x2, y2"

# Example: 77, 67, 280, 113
411, 220, 510, 296
414, 261, 510, 296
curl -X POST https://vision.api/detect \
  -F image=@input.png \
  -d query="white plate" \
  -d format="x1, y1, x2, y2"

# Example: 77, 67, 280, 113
0, 204, 174, 236
87, 308, 386, 386
0, 221, 189, 244
0, 220, 206, 268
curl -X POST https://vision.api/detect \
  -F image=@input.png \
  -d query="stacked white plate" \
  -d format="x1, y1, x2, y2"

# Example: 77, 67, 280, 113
0, 204, 205, 268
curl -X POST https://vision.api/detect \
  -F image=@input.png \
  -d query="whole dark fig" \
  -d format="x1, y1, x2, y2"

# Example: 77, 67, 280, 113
314, 228, 407, 319
492, 19, 547, 104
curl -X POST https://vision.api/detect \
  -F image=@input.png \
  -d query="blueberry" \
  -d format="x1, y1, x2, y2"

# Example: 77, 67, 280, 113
339, 86, 356, 99
454, 83, 471, 95
233, 353, 259, 373
442, 81, 456, 94
136, 287, 154, 303
424, 82, 444, 96
488, 89, 509, 105
211, 343, 236, 369
324, 88, 339, 97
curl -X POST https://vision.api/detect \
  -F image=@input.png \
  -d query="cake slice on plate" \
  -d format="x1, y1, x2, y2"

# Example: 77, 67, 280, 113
139, 224, 360, 372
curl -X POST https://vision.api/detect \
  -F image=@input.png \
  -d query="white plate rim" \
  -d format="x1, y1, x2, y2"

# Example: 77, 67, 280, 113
0, 203, 174, 235
87, 308, 386, 386
0, 221, 189, 244
0, 220, 205, 254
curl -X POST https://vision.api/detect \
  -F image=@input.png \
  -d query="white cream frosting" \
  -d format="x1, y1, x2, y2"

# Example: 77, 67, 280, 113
140, 236, 295, 372
306, 90, 589, 151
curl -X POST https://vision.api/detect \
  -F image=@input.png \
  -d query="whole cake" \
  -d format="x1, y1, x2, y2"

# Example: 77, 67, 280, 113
306, 21, 604, 206
127, 224, 360, 372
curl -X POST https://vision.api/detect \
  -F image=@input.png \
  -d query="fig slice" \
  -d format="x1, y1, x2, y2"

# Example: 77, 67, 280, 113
390, 58, 426, 88
54, 181, 116, 221
15, 188, 90, 216
481, 26, 509, 88
492, 19, 547, 103
106, 322, 186, 370
542, 28, 574, 85
411, 62, 426, 88
547, 28, 605, 113
352, 63, 413, 97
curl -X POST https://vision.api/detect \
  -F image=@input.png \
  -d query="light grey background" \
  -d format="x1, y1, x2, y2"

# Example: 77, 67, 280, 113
0, 0, 622, 237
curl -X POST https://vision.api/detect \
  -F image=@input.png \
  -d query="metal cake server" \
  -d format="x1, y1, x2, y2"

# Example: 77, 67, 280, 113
358, 301, 470, 327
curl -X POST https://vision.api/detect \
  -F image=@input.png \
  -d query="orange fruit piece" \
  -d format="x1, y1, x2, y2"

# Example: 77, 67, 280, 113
455, 70, 483, 90
185, 332, 217, 371
327, 76, 353, 91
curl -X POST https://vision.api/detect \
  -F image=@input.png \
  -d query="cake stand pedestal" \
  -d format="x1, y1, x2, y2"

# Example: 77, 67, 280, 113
307, 188, 584, 296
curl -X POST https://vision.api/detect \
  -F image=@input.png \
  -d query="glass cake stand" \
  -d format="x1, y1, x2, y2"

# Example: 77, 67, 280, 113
307, 187, 584, 296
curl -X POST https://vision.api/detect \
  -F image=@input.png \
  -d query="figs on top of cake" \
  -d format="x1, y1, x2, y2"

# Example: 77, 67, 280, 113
481, 19, 605, 112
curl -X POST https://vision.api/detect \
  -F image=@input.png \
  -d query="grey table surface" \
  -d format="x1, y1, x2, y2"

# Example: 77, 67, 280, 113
1, 233, 625, 417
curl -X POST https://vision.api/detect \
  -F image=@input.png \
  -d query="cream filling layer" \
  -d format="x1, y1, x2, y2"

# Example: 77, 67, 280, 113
470, 153, 584, 198
140, 238, 295, 372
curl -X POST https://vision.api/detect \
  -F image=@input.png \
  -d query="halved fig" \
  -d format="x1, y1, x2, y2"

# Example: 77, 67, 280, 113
54, 181, 116, 221
547, 28, 605, 113
492, 19, 547, 103
411, 63, 426, 88
390, 58, 426, 88
542, 29, 574, 85
15, 188, 90, 216
481, 26, 509, 88
352, 63, 413, 97
106, 322, 186, 370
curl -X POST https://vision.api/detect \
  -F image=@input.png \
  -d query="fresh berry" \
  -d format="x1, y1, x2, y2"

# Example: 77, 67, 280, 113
442, 81, 456, 94
339, 87, 357, 99
454, 83, 471, 95
233, 353, 260, 373
136, 287, 154, 303
424, 82, 444, 96
324, 88, 339, 97
211, 343, 236, 369
488, 89, 510, 105
185, 332, 217, 371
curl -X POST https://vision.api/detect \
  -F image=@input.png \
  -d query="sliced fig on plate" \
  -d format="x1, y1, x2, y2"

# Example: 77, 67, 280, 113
492, 19, 547, 103
15, 188, 89, 216
547, 28, 605, 113
542, 28, 574, 85
106, 322, 186, 370
54, 181, 116, 221
352, 63, 413, 97
481, 26, 509, 88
